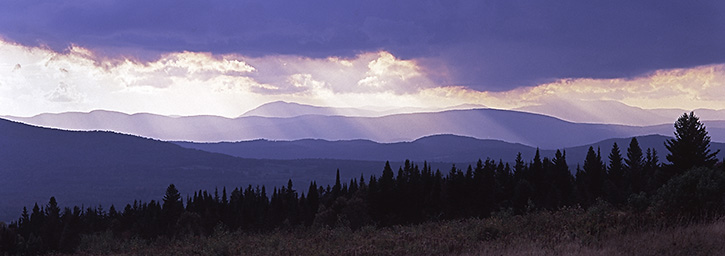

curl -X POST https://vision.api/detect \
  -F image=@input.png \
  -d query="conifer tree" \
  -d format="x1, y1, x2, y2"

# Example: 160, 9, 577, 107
608, 143, 624, 183
530, 149, 544, 203
625, 137, 645, 192
161, 184, 183, 235
665, 112, 720, 174
625, 138, 644, 170
380, 161, 395, 192
644, 148, 660, 192
583, 146, 605, 202
333, 169, 342, 198
43, 197, 62, 251
606, 143, 627, 204
163, 184, 183, 212
552, 149, 573, 207
513, 152, 527, 180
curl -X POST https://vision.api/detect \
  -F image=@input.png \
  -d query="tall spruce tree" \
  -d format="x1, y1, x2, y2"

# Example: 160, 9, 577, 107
608, 143, 625, 186
332, 169, 342, 198
665, 112, 720, 177
552, 150, 573, 207
513, 152, 527, 180
625, 137, 645, 193
607, 142, 627, 204
583, 146, 605, 202
163, 184, 183, 212
162, 184, 183, 234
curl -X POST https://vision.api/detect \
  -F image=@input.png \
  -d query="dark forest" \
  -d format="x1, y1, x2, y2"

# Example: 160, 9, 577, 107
1, 112, 723, 255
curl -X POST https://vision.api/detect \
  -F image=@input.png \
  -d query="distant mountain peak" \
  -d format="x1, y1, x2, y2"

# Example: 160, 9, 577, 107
242, 101, 491, 118
241, 101, 380, 118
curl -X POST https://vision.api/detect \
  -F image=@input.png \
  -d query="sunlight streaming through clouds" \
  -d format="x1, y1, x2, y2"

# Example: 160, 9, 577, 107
517, 65, 725, 110
0, 39, 724, 119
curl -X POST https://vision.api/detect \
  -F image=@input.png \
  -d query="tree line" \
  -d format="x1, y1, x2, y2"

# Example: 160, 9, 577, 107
1, 112, 724, 254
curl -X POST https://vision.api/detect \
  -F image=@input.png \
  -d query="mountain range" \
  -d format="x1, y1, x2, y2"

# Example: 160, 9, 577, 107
0, 118, 389, 222
240, 101, 487, 118
517, 100, 725, 126
245, 101, 725, 126
175, 134, 724, 166
5, 101, 725, 150
3, 101, 725, 222
5, 107, 725, 149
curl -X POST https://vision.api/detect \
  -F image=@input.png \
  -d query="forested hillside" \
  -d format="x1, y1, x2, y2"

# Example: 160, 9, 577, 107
0, 118, 389, 222
2, 113, 723, 254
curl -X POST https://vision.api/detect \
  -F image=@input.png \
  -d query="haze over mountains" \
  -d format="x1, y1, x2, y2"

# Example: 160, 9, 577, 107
0, 118, 389, 222
4, 101, 725, 149
243, 100, 725, 126
2, 99, 724, 222
3, 115, 722, 222
517, 100, 725, 126
176, 134, 724, 166
240, 101, 487, 118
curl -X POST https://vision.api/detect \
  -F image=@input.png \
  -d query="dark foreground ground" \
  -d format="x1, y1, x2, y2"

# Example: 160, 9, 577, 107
58, 206, 725, 256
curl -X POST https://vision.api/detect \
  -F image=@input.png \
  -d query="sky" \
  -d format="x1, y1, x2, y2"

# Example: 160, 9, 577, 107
0, 0, 724, 117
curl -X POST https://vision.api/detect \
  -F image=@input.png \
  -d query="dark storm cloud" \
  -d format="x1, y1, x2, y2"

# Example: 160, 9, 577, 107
1, 0, 724, 91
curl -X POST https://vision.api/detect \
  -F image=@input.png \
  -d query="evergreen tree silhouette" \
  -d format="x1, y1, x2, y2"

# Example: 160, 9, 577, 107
625, 137, 645, 193
608, 143, 625, 184
665, 112, 720, 178
644, 148, 660, 192
583, 146, 605, 204
607, 143, 627, 204
161, 184, 183, 235
43, 197, 61, 251
495, 160, 514, 209
332, 169, 342, 199
552, 149, 573, 207
305, 182, 319, 226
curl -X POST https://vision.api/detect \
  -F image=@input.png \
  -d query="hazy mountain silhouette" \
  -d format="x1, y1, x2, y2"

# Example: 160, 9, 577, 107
516, 100, 725, 126
516, 100, 674, 126
241, 101, 384, 117
5, 107, 725, 149
560, 134, 724, 168
176, 134, 724, 165
2, 116, 724, 222
241, 101, 487, 118
0, 118, 392, 222
176, 134, 536, 163
650, 108, 725, 122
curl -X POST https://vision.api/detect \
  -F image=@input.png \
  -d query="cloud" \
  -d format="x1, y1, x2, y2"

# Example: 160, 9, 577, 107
1, 38, 724, 119
488, 64, 725, 110
1, 1, 723, 91
0, 40, 437, 117
112, 52, 255, 88
46, 82, 83, 102
246, 51, 435, 95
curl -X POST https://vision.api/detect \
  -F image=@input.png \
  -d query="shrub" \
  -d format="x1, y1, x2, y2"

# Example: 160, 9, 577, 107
627, 192, 650, 213
653, 167, 725, 219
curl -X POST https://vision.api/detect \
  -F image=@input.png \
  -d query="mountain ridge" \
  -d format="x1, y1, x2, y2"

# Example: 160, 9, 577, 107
240, 101, 488, 118
2, 116, 724, 222
4, 105, 725, 149
0, 118, 388, 222
516, 99, 725, 126
176, 133, 725, 165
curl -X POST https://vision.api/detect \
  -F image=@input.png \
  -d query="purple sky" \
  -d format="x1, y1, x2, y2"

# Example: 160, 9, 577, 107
2, 0, 723, 91
0, 1, 724, 118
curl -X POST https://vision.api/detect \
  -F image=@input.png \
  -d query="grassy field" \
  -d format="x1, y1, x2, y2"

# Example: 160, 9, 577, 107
66, 204, 725, 256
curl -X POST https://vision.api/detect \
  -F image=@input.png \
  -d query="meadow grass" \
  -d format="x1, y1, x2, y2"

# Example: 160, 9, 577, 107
70, 206, 725, 256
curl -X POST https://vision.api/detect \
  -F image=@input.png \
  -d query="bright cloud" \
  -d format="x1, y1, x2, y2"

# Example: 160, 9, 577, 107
0, 40, 439, 117
247, 51, 434, 95
512, 65, 725, 110
0, 39, 724, 118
